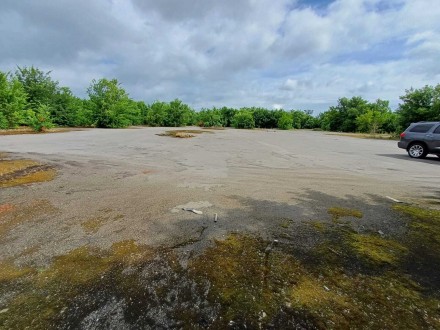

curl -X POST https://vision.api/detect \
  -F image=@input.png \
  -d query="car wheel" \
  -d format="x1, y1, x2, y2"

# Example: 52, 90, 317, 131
407, 143, 427, 159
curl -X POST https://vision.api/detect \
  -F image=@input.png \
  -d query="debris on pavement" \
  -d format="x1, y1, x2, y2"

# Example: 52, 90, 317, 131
182, 208, 203, 215
385, 196, 402, 203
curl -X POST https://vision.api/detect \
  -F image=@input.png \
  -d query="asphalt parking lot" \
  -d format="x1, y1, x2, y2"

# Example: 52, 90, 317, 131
2, 127, 440, 328
1, 127, 439, 260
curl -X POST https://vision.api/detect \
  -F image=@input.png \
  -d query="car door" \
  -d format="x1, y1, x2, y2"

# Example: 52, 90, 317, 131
430, 124, 440, 152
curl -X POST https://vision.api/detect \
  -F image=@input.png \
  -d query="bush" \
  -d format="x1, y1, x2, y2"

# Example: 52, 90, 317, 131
232, 111, 255, 129
0, 113, 8, 129
197, 109, 223, 127
27, 104, 54, 132
0, 72, 27, 128
278, 113, 293, 130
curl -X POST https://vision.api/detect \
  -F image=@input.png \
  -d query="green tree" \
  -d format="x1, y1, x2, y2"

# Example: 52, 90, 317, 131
15, 66, 58, 110
220, 107, 237, 127
0, 72, 27, 128
137, 101, 149, 125
26, 103, 54, 132
301, 110, 320, 129
232, 111, 255, 129
319, 108, 341, 131
278, 113, 293, 130
145, 101, 168, 126
356, 99, 393, 133
290, 110, 307, 129
251, 108, 277, 128
87, 78, 138, 128
320, 97, 370, 132
164, 99, 193, 127
396, 85, 440, 128
52, 87, 89, 127
197, 108, 223, 127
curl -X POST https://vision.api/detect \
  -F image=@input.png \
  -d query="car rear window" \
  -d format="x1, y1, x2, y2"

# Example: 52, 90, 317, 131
409, 124, 435, 133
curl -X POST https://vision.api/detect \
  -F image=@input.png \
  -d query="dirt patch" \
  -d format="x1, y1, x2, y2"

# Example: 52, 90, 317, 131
0, 127, 83, 136
157, 129, 214, 138
201, 126, 225, 130
0, 200, 57, 240
0, 204, 15, 215
81, 217, 107, 234
81, 214, 124, 234
326, 132, 398, 140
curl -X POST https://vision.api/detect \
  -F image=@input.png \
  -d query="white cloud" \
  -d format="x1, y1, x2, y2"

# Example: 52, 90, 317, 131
0, 0, 439, 113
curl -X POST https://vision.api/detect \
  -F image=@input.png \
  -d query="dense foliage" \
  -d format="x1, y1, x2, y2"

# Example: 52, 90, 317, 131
319, 97, 398, 133
0, 66, 438, 132
396, 85, 440, 128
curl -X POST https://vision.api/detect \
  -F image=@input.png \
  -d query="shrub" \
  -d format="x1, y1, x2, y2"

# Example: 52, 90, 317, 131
27, 104, 54, 132
232, 111, 255, 129
278, 113, 293, 130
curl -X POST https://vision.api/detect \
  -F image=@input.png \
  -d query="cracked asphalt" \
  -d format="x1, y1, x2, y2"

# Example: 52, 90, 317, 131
1, 127, 439, 264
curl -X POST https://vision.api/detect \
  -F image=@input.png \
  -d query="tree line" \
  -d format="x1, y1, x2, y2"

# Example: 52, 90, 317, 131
1, 66, 439, 132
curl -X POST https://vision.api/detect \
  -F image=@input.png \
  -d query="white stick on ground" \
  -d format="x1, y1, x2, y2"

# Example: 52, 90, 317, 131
385, 196, 402, 203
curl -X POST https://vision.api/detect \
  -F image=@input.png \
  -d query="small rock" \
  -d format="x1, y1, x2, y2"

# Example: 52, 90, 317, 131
0, 309, 9, 314
323, 285, 330, 291
378, 230, 384, 235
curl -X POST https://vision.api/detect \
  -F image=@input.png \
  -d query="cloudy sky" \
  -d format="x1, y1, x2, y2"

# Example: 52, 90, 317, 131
1, 0, 439, 112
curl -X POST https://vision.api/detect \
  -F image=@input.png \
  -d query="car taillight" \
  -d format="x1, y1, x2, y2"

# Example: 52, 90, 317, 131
400, 132, 406, 138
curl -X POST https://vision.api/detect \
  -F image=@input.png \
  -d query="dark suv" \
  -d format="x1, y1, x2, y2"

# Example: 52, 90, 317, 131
398, 122, 440, 158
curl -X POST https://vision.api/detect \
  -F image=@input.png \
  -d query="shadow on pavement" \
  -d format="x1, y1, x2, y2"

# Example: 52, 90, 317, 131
378, 153, 440, 163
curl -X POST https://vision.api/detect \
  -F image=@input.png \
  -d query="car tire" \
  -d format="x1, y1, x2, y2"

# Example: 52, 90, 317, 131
407, 143, 428, 159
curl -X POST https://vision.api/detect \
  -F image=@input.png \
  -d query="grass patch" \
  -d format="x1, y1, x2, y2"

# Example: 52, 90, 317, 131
0, 262, 34, 282
326, 132, 399, 140
189, 234, 302, 327
393, 204, 440, 247
309, 221, 325, 232
0, 156, 56, 188
328, 206, 363, 222
2, 205, 440, 328
392, 204, 440, 291
81, 217, 106, 234
81, 214, 124, 234
279, 219, 292, 228
0, 160, 40, 175
0, 127, 80, 135
351, 233, 408, 265
157, 129, 213, 138
201, 126, 225, 130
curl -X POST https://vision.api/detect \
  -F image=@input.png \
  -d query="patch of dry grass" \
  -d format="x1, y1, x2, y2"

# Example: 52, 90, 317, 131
202, 126, 225, 130
81, 217, 107, 234
0, 127, 81, 135
157, 130, 214, 138
0, 155, 56, 188
326, 132, 398, 140
328, 207, 363, 222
